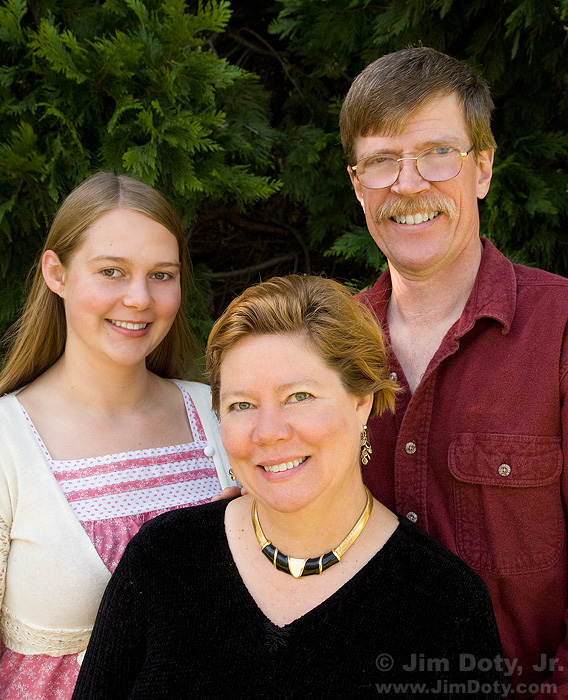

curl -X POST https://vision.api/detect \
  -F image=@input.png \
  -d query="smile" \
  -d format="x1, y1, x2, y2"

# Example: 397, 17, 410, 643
108, 320, 148, 330
261, 456, 308, 473
392, 211, 440, 225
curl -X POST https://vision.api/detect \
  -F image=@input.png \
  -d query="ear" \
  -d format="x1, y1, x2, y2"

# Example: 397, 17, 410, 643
348, 165, 365, 208
476, 149, 494, 200
355, 393, 374, 426
42, 250, 66, 298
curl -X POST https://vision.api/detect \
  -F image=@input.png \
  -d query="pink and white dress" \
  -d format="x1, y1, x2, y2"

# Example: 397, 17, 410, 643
0, 382, 223, 699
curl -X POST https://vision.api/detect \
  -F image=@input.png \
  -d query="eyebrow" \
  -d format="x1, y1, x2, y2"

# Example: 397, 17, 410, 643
220, 378, 325, 402
359, 138, 464, 160
88, 255, 181, 268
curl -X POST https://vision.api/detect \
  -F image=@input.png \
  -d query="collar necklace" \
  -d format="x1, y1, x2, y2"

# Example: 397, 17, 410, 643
251, 487, 373, 578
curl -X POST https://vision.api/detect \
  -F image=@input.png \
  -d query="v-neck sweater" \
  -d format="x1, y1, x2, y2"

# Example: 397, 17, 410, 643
73, 499, 505, 699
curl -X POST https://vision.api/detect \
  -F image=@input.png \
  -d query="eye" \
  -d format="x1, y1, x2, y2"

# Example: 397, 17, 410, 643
364, 154, 391, 168
289, 392, 312, 403
229, 401, 253, 412
152, 271, 173, 281
101, 268, 120, 278
430, 146, 454, 156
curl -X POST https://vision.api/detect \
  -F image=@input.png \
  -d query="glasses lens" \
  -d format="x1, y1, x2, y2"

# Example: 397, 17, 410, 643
417, 148, 462, 182
357, 156, 399, 189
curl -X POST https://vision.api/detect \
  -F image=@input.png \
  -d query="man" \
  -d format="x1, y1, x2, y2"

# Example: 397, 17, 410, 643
341, 47, 568, 699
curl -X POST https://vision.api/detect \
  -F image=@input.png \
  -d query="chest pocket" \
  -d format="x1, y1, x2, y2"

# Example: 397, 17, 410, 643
448, 433, 563, 575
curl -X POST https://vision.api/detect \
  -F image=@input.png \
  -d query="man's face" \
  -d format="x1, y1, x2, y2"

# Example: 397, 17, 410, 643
349, 93, 494, 281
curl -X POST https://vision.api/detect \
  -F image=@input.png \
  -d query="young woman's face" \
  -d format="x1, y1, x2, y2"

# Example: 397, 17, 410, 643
50, 208, 182, 370
219, 332, 373, 515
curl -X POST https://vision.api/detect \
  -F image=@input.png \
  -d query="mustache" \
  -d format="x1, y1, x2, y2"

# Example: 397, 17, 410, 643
373, 195, 458, 224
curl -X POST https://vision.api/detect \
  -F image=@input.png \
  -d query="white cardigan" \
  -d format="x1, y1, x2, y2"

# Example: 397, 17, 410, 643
0, 380, 231, 656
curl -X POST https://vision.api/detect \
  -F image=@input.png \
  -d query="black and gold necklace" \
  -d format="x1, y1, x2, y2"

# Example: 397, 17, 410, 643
251, 487, 373, 578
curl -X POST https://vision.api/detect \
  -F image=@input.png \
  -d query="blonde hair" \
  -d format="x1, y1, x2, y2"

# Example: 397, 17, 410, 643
206, 275, 399, 418
0, 172, 197, 394
340, 46, 497, 166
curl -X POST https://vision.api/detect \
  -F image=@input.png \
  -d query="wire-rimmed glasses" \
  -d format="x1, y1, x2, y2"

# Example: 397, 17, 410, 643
350, 146, 474, 189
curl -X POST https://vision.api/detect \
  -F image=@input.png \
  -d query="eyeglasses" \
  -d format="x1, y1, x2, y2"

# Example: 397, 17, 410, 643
350, 146, 474, 189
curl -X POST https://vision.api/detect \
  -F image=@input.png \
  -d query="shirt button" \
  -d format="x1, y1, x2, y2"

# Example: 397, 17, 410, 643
389, 372, 398, 381
498, 463, 511, 477
406, 512, 418, 523
405, 442, 417, 455
204, 445, 215, 457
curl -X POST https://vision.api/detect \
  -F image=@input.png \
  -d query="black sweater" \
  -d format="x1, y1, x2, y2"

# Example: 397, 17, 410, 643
73, 500, 505, 699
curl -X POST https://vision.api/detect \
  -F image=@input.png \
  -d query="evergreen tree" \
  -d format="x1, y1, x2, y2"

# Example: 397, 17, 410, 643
268, 0, 568, 278
0, 0, 279, 338
0, 0, 566, 343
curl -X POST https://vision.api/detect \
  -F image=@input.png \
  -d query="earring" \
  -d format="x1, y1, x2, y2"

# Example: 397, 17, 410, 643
360, 426, 372, 466
229, 468, 236, 481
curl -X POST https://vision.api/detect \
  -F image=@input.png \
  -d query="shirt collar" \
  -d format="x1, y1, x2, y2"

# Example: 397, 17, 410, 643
366, 237, 516, 336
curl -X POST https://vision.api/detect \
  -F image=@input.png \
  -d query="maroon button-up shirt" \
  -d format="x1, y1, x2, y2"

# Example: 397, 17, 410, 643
358, 239, 568, 699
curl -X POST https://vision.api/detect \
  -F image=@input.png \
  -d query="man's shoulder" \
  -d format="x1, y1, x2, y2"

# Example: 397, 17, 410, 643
512, 262, 568, 318
513, 261, 568, 289
479, 240, 568, 322
484, 238, 567, 289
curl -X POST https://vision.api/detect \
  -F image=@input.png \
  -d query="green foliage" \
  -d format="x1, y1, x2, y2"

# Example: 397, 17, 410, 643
1, 0, 567, 345
0, 0, 279, 335
269, 0, 568, 279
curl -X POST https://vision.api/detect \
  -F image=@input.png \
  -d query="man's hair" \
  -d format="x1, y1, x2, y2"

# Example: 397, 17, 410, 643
340, 46, 497, 166
206, 274, 399, 419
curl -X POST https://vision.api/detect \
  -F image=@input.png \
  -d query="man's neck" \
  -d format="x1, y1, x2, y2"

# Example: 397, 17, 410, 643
386, 240, 483, 393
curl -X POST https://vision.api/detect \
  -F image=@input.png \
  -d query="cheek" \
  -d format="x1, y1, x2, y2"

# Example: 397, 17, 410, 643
313, 406, 362, 457
156, 284, 182, 319
302, 406, 352, 447
64, 278, 113, 321
220, 418, 251, 463
360, 192, 389, 231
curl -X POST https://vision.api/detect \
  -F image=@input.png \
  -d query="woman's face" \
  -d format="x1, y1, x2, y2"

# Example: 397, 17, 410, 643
45, 208, 182, 371
219, 332, 373, 514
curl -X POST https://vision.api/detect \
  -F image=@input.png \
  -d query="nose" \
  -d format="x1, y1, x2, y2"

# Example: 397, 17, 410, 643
390, 157, 430, 196
252, 406, 293, 446
123, 275, 153, 309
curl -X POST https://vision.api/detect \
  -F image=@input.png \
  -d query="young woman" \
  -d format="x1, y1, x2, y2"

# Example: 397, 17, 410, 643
72, 275, 505, 699
0, 172, 231, 699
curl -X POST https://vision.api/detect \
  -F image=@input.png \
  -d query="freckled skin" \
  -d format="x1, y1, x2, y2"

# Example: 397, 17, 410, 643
219, 333, 373, 516
349, 93, 493, 282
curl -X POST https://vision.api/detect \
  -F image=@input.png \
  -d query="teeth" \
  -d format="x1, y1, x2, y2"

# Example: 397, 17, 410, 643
109, 320, 148, 330
262, 456, 307, 473
393, 211, 439, 225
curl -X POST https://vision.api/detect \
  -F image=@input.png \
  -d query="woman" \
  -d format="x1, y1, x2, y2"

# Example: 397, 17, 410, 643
72, 275, 505, 699
0, 173, 231, 699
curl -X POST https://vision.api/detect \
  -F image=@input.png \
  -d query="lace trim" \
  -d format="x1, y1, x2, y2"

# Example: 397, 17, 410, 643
0, 515, 8, 614
0, 605, 90, 656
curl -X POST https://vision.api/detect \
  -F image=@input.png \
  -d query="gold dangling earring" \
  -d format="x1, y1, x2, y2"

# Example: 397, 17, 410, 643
229, 469, 236, 481
360, 426, 372, 466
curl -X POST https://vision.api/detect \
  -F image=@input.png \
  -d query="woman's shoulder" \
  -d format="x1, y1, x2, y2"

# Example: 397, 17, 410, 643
138, 498, 229, 545
0, 389, 21, 406
168, 379, 215, 422
119, 499, 233, 575
388, 515, 491, 603
170, 379, 211, 400
0, 390, 24, 427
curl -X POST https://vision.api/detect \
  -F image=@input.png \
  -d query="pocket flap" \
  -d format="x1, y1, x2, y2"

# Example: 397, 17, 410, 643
448, 433, 562, 487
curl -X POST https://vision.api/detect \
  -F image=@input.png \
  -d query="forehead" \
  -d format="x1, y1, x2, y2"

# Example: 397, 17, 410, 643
354, 93, 469, 161
77, 209, 179, 257
220, 333, 337, 392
